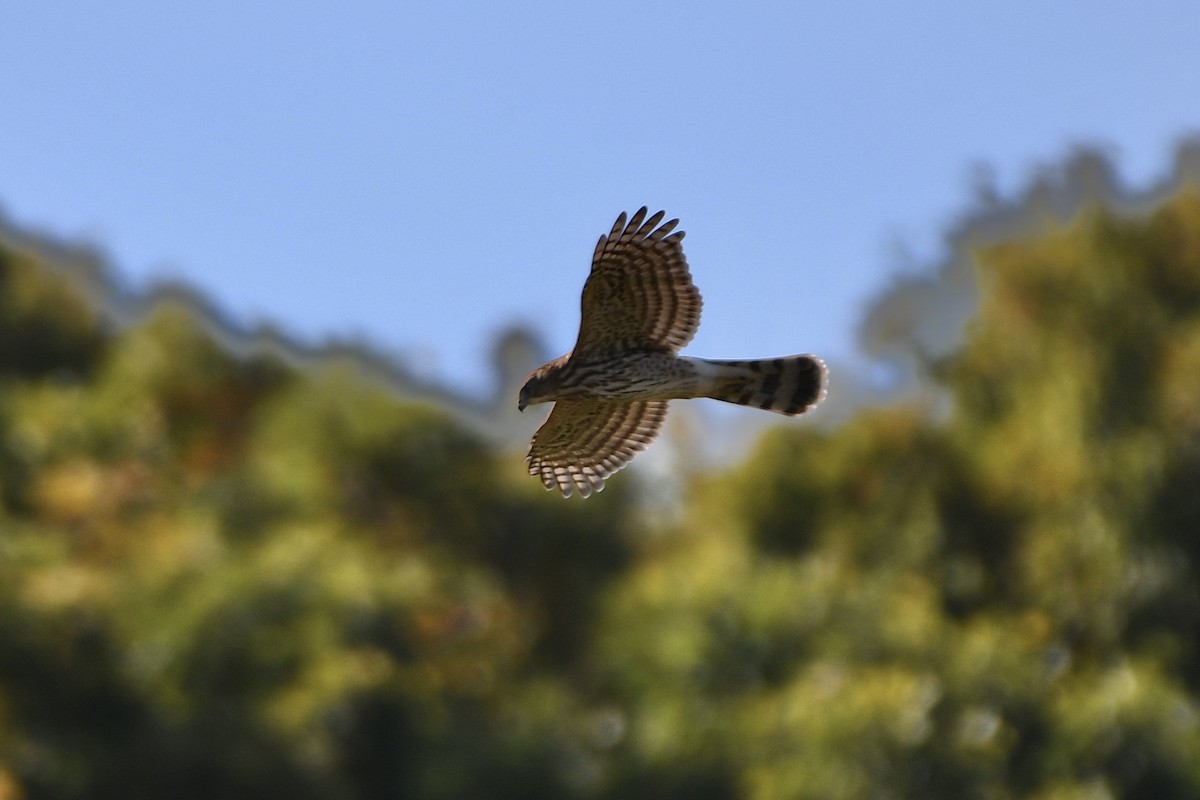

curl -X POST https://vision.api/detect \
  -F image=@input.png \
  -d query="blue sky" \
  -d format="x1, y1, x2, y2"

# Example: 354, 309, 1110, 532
3, 2, 1198, 398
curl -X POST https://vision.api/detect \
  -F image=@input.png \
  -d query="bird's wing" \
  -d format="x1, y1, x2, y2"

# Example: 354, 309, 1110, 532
525, 399, 669, 498
572, 207, 702, 355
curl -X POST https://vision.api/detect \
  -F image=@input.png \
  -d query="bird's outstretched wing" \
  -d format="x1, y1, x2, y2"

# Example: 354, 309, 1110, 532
525, 399, 669, 497
572, 207, 702, 355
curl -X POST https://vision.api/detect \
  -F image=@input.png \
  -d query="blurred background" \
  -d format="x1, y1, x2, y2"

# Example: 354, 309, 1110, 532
2, 3, 1200, 799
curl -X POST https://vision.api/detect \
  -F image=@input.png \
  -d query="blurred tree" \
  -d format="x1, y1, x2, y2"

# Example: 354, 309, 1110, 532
0, 248, 106, 381
592, 194, 1200, 799
0, 248, 642, 798
2, 189, 1199, 800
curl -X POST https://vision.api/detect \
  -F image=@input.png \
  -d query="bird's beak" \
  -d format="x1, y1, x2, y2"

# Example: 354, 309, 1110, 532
518, 400, 526, 413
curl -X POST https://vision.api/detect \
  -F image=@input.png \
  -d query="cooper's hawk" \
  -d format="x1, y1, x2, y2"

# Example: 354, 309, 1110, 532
520, 207, 827, 497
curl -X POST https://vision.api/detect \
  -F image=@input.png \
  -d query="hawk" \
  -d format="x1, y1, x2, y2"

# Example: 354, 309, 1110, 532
520, 207, 827, 497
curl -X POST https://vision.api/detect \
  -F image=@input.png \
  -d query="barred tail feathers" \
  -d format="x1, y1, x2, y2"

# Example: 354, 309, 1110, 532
694, 355, 827, 416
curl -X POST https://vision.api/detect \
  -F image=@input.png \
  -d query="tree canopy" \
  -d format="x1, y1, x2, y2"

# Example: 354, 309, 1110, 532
1, 191, 1199, 799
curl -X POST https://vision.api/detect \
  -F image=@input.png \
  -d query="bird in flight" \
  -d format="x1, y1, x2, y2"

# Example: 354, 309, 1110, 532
520, 207, 827, 498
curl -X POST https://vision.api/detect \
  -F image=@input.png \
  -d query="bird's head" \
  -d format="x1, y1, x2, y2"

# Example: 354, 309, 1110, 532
517, 357, 567, 412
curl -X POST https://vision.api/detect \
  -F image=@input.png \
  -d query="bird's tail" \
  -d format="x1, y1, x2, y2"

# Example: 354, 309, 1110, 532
696, 355, 827, 416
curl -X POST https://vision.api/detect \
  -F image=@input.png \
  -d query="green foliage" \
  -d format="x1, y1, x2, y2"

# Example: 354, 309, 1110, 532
592, 195, 1200, 799
0, 248, 106, 381
2, 191, 1200, 798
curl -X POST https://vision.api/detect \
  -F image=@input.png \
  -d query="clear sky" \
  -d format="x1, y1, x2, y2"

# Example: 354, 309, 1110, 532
3, 2, 1198, 398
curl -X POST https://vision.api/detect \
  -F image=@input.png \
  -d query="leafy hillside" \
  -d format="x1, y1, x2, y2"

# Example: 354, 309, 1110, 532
2, 193, 1200, 799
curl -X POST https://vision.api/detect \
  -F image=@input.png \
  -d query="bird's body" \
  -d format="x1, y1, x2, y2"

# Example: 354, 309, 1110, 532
520, 207, 827, 497
526, 351, 823, 407
524, 351, 702, 402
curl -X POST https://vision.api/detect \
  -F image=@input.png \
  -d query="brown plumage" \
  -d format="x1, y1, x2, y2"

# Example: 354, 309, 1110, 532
520, 207, 827, 498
